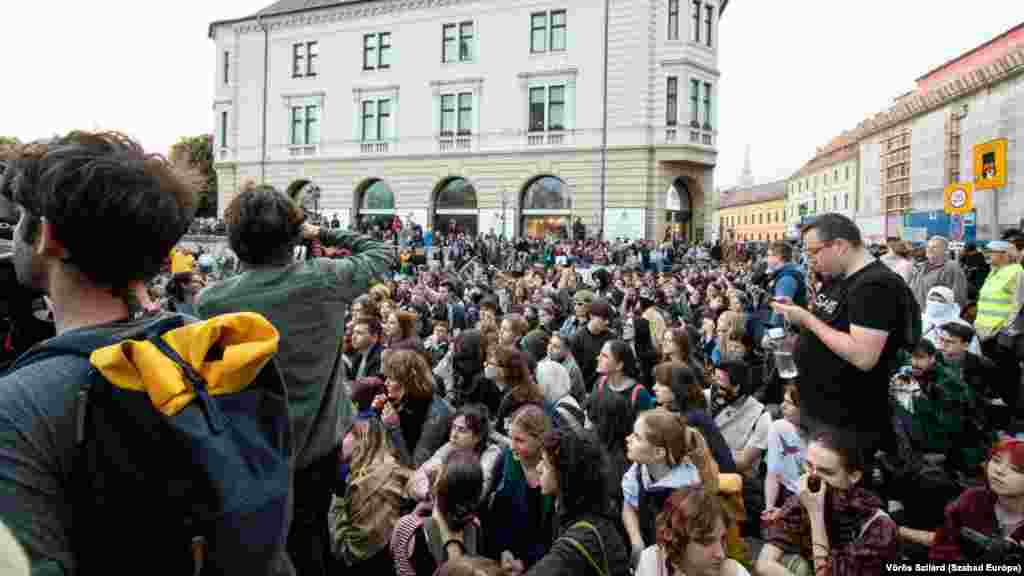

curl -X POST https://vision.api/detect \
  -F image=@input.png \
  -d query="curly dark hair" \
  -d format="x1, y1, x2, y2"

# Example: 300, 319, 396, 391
451, 403, 492, 455
224, 183, 305, 266
0, 131, 195, 291
434, 449, 483, 532
541, 427, 612, 517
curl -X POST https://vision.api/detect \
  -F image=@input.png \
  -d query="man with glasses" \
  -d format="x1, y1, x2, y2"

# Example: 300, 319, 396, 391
909, 235, 968, 309
771, 213, 911, 461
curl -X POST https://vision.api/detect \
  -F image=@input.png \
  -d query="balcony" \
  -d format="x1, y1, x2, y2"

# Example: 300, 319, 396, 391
288, 145, 317, 158
438, 134, 473, 152
360, 141, 390, 154
526, 131, 568, 147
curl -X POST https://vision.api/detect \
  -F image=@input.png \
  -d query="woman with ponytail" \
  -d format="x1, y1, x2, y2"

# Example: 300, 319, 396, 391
622, 409, 720, 565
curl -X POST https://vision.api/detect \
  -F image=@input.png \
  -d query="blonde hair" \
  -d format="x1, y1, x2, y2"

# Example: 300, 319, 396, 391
508, 404, 551, 440
639, 409, 719, 493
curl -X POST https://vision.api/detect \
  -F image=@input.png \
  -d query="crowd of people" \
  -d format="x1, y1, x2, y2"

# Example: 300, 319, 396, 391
0, 131, 1022, 576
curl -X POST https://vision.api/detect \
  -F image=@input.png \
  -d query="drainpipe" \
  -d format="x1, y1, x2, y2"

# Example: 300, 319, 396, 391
599, 0, 610, 237
258, 15, 269, 184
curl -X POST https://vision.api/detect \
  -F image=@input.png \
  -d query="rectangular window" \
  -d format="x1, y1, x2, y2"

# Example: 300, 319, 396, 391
223, 51, 230, 85
548, 86, 565, 131
666, 76, 678, 126
704, 4, 713, 47
550, 10, 566, 51
692, 1, 701, 43
702, 82, 712, 128
292, 44, 305, 77
363, 34, 377, 70
220, 111, 228, 148
292, 41, 317, 77
377, 100, 390, 140
668, 0, 679, 40
306, 42, 318, 76
306, 104, 320, 144
362, 101, 376, 141
459, 22, 474, 61
441, 95, 456, 135
529, 87, 546, 132
291, 106, 304, 144
443, 24, 457, 62
844, 193, 849, 209
457, 93, 473, 134
363, 33, 392, 70
531, 13, 547, 53
690, 79, 700, 125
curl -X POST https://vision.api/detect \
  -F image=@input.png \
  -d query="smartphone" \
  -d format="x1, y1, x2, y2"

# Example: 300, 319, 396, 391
808, 475, 822, 493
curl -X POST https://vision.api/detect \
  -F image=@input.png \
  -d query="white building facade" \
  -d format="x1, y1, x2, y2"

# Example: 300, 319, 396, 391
208, 0, 727, 241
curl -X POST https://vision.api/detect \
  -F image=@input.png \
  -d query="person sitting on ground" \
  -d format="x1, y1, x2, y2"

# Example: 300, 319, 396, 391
546, 333, 586, 404
393, 449, 485, 576
709, 359, 772, 480
483, 405, 556, 570
329, 412, 412, 572
489, 427, 632, 576
535, 359, 585, 430
378, 349, 453, 468
756, 430, 899, 576
763, 384, 806, 514
938, 321, 1005, 411
489, 347, 546, 436
635, 486, 751, 576
347, 317, 385, 382
652, 362, 736, 474
930, 437, 1024, 561
622, 409, 720, 566
408, 404, 505, 504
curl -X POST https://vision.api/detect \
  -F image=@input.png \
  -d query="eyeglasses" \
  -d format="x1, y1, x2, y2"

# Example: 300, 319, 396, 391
803, 241, 833, 257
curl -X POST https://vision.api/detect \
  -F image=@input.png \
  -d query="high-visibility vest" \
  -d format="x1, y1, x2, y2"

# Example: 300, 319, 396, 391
975, 263, 1023, 336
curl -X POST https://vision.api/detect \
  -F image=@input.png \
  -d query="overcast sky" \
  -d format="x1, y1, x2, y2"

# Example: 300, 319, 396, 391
2, 1, 1023, 191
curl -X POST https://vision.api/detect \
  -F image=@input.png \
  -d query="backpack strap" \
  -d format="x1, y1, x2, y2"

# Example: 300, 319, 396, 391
630, 384, 643, 409
857, 509, 890, 542
559, 521, 609, 576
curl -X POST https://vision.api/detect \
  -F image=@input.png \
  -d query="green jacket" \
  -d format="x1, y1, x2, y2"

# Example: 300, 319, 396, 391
196, 228, 393, 470
894, 353, 988, 471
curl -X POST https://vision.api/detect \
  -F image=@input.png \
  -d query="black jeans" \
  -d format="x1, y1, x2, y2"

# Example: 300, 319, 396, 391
287, 447, 340, 576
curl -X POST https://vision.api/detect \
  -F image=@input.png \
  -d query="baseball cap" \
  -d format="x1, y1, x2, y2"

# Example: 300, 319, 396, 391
574, 290, 595, 305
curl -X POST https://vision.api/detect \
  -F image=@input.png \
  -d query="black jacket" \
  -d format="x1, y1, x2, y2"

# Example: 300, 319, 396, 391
570, 326, 614, 393
524, 513, 630, 576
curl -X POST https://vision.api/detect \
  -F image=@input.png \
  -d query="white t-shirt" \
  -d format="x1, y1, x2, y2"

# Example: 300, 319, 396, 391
636, 545, 750, 576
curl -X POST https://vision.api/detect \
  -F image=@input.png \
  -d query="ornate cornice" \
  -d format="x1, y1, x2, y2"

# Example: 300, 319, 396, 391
660, 58, 721, 78
230, 0, 479, 36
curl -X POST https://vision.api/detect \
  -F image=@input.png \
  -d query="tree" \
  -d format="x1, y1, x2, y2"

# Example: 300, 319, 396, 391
169, 135, 217, 218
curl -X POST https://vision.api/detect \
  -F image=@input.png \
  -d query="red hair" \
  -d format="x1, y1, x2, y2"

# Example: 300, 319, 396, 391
991, 438, 1024, 468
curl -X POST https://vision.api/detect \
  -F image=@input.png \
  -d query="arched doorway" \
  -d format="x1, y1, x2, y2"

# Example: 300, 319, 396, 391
520, 176, 571, 239
665, 177, 692, 242
433, 177, 478, 237
286, 179, 322, 222
354, 179, 395, 233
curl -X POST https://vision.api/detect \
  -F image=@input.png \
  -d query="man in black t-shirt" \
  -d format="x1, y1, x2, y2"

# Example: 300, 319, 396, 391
771, 213, 909, 458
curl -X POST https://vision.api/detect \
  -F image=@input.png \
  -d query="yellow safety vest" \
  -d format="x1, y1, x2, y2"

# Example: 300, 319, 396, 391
975, 263, 1023, 338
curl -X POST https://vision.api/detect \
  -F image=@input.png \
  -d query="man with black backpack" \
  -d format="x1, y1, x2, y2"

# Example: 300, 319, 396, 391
0, 132, 294, 575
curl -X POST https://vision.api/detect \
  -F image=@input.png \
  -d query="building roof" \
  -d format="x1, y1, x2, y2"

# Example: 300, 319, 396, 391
915, 21, 1024, 84
718, 179, 787, 209
211, 0, 731, 36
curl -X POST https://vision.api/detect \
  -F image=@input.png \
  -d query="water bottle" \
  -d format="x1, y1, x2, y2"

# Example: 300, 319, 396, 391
766, 326, 799, 380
